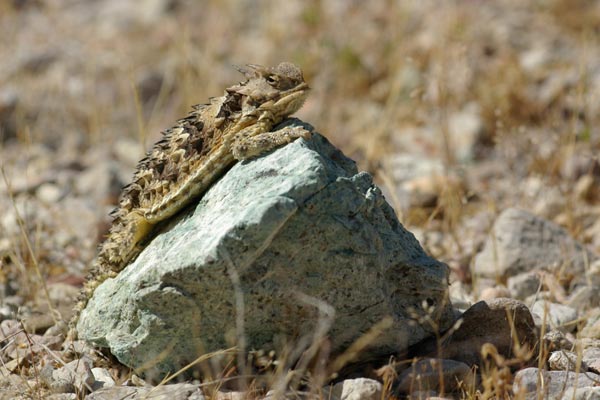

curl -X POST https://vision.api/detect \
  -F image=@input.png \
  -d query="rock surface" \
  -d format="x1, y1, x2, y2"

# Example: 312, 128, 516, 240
325, 378, 383, 400
548, 350, 589, 372
3, 1, 600, 398
507, 272, 541, 300
395, 358, 473, 394
86, 383, 205, 400
567, 387, 600, 400
513, 368, 600, 400
407, 298, 538, 367
583, 347, 600, 374
77, 121, 454, 378
473, 208, 597, 281
531, 300, 578, 333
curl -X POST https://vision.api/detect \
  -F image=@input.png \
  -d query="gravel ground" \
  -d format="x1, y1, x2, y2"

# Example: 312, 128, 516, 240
1, 1, 599, 399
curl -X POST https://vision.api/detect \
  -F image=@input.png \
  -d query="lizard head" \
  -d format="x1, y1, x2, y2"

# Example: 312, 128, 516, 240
226, 62, 310, 121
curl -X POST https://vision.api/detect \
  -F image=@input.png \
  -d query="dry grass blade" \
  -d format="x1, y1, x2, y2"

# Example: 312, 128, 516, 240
146, 347, 238, 399
2, 1, 600, 398
221, 246, 249, 391
0, 166, 58, 326
327, 316, 393, 379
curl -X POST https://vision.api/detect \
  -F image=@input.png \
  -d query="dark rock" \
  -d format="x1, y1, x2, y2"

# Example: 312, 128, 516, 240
407, 298, 537, 368
395, 358, 473, 394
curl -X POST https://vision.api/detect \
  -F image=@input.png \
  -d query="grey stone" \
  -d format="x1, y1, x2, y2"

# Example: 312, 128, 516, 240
473, 208, 597, 280
532, 300, 578, 333
548, 350, 589, 372
90, 368, 115, 391
564, 387, 600, 400
46, 395, 77, 400
448, 281, 473, 313
86, 383, 204, 400
395, 358, 473, 394
567, 285, 600, 311
77, 122, 453, 379
513, 368, 600, 400
507, 271, 541, 301
23, 283, 81, 332
543, 331, 573, 352
384, 152, 445, 184
381, 153, 446, 209
44, 321, 68, 338
581, 317, 600, 339
325, 378, 383, 400
583, 347, 600, 374
50, 357, 95, 393
75, 161, 122, 206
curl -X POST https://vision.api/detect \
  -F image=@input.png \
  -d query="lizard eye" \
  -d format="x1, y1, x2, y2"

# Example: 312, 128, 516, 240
266, 75, 277, 85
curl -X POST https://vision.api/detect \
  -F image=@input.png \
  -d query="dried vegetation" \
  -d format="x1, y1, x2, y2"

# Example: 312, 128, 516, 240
1, 0, 599, 398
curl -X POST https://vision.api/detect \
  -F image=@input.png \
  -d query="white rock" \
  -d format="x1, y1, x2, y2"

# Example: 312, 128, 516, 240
91, 368, 115, 391
548, 350, 588, 372
36, 183, 63, 203
532, 300, 578, 333
327, 378, 383, 400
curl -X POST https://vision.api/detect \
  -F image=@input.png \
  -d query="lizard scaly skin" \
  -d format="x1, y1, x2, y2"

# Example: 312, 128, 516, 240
70, 62, 310, 333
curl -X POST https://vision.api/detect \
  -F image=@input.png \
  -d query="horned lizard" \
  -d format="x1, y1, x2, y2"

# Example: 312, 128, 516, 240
71, 62, 310, 332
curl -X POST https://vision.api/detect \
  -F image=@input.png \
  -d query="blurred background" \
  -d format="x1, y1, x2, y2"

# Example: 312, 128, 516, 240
1, 0, 599, 314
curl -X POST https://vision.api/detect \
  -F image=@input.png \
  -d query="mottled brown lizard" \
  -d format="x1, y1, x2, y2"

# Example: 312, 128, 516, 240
70, 62, 310, 331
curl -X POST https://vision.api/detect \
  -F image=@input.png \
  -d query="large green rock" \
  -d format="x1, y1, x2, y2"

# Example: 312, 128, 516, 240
77, 119, 453, 379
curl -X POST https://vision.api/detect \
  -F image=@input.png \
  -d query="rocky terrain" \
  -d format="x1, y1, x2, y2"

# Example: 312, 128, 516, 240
1, 0, 600, 399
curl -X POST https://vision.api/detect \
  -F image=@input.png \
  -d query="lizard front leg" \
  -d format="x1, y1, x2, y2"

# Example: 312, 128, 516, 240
232, 124, 312, 161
